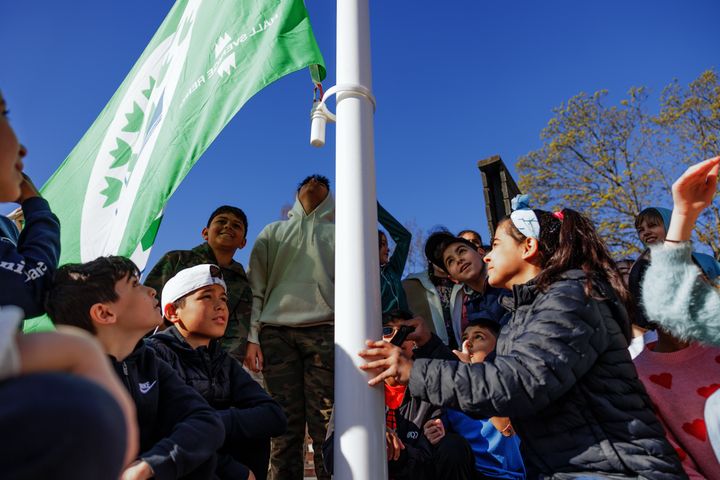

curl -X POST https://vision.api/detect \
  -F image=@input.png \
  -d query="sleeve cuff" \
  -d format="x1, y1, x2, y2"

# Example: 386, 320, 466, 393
20, 197, 52, 216
141, 454, 174, 480
247, 324, 260, 344
649, 242, 694, 263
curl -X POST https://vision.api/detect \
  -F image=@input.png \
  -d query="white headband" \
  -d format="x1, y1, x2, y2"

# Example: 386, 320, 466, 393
510, 195, 540, 239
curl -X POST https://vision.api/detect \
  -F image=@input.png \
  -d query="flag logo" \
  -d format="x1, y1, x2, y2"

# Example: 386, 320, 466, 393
214, 33, 236, 78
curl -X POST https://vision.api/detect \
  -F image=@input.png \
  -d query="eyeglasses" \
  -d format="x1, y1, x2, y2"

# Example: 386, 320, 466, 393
382, 326, 396, 338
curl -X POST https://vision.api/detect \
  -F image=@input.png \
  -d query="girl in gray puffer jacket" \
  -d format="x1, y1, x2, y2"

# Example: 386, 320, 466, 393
361, 199, 686, 480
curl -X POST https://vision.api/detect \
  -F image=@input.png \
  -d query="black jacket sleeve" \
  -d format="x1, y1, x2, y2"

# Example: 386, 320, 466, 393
408, 279, 609, 418
0, 197, 60, 317
413, 333, 458, 361
217, 360, 287, 441
141, 359, 225, 480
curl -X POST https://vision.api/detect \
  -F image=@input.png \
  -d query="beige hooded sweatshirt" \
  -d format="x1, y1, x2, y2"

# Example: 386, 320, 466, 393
247, 193, 335, 343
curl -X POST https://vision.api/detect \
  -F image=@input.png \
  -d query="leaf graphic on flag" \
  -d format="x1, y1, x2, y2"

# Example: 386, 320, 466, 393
109, 139, 132, 168
121, 102, 145, 133
142, 77, 156, 99
100, 177, 123, 207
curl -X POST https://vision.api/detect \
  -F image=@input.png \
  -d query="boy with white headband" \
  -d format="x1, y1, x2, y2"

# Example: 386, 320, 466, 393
148, 264, 286, 480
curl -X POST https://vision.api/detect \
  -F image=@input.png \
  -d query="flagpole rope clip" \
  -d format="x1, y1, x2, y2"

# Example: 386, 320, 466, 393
310, 83, 376, 147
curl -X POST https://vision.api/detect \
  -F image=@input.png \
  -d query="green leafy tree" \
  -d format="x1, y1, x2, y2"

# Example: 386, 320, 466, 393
517, 70, 719, 258
656, 70, 720, 256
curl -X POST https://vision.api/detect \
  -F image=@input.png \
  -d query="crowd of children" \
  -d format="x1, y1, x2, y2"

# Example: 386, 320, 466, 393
3, 85, 720, 480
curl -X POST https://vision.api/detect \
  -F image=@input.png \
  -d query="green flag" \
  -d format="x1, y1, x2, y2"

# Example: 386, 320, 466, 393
42, 0, 325, 271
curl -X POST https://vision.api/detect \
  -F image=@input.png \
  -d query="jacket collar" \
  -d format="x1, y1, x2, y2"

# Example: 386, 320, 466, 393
507, 269, 590, 311
191, 242, 247, 276
160, 324, 223, 357
509, 281, 538, 311
108, 339, 147, 364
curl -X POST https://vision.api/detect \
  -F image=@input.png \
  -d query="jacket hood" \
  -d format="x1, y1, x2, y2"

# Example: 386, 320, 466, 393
644, 206, 672, 231
288, 192, 335, 222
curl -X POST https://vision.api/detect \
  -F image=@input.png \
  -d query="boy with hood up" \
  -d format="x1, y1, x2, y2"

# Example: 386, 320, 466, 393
629, 207, 720, 348
244, 174, 335, 480
634, 206, 720, 280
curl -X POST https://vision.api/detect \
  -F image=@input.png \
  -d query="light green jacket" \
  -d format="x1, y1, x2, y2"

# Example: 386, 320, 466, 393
247, 194, 335, 343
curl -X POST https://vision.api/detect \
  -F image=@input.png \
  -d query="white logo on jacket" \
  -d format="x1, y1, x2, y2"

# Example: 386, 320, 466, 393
138, 381, 157, 394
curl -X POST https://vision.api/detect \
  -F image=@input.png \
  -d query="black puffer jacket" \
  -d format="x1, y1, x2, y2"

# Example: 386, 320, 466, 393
409, 270, 686, 479
147, 327, 286, 442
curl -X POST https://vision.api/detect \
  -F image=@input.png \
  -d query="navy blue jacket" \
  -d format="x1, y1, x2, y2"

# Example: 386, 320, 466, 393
110, 343, 225, 480
0, 197, 59, 318
147, 326, 287, 443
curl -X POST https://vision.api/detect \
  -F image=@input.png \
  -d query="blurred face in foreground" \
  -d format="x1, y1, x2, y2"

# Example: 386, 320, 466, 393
0, 93, 27, 202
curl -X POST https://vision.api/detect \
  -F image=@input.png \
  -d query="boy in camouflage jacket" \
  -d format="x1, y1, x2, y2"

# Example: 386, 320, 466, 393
145, 206, 252, 362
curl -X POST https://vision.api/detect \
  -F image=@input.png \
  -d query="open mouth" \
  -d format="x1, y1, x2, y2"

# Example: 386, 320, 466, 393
459, 263, 470, 273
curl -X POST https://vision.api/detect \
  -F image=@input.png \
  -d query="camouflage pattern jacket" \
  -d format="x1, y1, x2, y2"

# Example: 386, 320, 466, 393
144, 242, 252, 362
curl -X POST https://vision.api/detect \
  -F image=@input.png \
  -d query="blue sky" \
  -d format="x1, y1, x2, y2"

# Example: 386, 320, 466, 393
3, 0, 719, 270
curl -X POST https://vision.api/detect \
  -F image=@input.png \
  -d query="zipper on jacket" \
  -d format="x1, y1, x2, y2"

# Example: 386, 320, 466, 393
121, 361, 131, 390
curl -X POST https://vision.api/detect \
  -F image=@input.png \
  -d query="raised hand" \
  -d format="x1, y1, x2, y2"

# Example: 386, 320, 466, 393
666, 156, 720, 242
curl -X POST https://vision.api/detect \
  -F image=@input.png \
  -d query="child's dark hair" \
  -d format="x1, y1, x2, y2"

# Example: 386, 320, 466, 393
458, 229, 483, 245
499, 209, 632, 339
207, 205, 248, 235
465, 318, 501, 337
46, 256, 142, 334
633, 208, 664, 230
297, 174, 330, 193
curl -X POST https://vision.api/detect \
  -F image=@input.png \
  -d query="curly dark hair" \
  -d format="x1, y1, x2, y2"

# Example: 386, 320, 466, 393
297, 174, 330, 193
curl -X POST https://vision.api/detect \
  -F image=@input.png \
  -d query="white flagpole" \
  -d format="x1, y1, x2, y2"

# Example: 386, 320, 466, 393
333, 0, 387, 478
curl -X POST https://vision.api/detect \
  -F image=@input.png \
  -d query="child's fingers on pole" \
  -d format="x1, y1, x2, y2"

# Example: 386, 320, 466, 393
359, 357, 390, 371
368, 369, 394, 386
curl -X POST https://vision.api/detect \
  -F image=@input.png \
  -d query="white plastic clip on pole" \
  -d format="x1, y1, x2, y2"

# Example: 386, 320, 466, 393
309, 84, 375, 148
310, 99, 329, 147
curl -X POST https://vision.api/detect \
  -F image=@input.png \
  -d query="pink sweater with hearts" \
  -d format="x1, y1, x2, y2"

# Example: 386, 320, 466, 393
634, 343, 720, 479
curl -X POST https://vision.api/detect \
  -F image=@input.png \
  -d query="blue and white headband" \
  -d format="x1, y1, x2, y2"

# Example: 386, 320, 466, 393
510, 194, 540, 239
